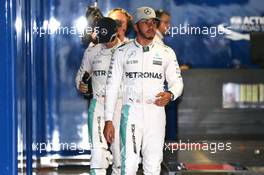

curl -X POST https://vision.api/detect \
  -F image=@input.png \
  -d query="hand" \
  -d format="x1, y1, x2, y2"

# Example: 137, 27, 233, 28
103, 121, 115, 144
154, 92, 171, 107
79, 81, 89, 94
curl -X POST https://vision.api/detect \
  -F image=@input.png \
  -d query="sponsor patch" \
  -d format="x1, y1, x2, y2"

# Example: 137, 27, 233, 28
97, 116, 103, 143
131, 124, 137, 154
125, 72, 162, 79
126, 60, 138, 64
93, 70, 107, 76
153, 60, 162, 65
92, 60, 102, 64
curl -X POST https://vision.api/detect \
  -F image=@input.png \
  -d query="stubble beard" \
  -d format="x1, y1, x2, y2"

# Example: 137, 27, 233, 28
137, 24, 155, 40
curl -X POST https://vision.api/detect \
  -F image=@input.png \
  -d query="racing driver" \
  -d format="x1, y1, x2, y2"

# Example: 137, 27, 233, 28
103, 6, 184, 175
76, 17, 122, 175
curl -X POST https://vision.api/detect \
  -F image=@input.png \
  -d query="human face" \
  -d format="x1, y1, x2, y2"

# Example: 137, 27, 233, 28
158, 14, 170, 35
109, 11, 128, 41
136, 18, 157, 40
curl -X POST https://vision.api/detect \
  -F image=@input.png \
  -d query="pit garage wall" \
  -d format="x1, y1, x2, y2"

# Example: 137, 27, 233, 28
0, 0, 264, 174
178, 69, 264, 140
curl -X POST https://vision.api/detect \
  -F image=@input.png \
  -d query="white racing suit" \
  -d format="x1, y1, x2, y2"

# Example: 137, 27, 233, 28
105, 40, 183, 175
154, 30, 164, 45
76, 41, 122, 175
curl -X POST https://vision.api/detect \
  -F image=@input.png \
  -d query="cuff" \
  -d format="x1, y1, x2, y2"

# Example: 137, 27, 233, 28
166, 91, 175, 101
104, 112, 114, 122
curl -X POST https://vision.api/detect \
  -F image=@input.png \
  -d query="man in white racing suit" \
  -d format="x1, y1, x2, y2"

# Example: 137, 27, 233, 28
104, 7, 184, 175
76, 17, 122, 175
107, 8, 132, 174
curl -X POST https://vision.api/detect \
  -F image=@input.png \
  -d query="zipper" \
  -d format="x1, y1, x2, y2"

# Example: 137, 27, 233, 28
142, 47, 144, 119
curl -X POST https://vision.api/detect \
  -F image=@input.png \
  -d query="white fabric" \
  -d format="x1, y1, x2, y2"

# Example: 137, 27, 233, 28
75, 40, 122, 174
154, 30, 164, 45
105, 39, 183, 121
104, 39, 183, 174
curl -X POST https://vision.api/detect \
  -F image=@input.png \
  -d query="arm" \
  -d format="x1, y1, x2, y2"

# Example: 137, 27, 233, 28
155, 48, 183, 106
104, 48, 124, 143
75, 48, 92, 92
165, 48, 184, 100
104, 49, 124, 121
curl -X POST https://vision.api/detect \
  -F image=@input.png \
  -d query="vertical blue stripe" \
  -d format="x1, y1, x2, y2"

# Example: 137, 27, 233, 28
88, 99, 96, 174
34, 0, 46, 156
120, 105, 130, 175
0, 0, 17, 174
24, 0, 33, 173
88, 99, 97, 145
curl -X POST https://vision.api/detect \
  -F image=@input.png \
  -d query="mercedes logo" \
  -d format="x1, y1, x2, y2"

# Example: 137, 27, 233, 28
128, 50, 136, 58
101, 28, 108, 36
144, 8, 151, 15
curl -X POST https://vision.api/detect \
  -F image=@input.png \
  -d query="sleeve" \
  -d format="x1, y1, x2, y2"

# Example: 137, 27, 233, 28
104, 49, 124, 121
165, 48, 184, 100
75, 48, 92, 90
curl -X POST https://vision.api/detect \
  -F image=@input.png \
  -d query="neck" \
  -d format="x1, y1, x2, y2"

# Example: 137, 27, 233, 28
157, 30, 163, 38
136, 35, 152, 46
118, 34, 125, 42
105, 38, 118, 48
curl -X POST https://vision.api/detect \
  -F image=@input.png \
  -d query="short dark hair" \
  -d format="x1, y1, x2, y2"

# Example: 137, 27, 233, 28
155, 9, 170, 19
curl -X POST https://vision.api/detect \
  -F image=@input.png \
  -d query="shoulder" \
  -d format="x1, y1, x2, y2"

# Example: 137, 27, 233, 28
153, 35, 164, 45
86, 43, 103, 52
115, 40, 134, 52
123, 37, 133, 43
82, 44, 103, 62
155, 42, 175, 55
